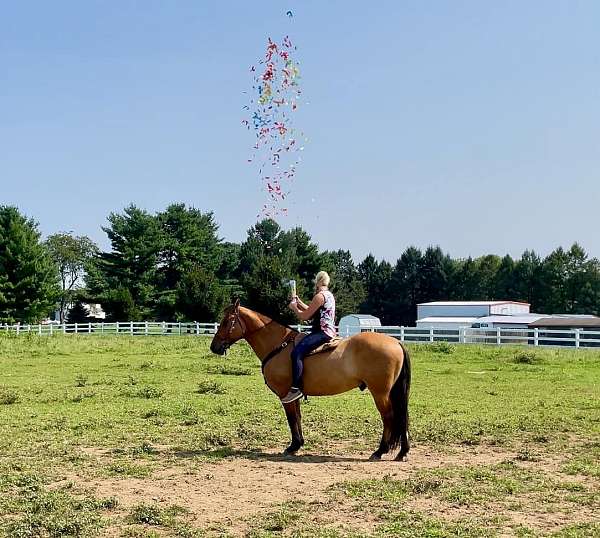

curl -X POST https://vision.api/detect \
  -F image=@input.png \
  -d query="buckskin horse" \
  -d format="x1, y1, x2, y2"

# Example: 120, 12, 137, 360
210, 300, 411, 461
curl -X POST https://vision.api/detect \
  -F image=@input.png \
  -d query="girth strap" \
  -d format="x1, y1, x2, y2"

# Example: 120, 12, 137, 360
261, 333, 296, 374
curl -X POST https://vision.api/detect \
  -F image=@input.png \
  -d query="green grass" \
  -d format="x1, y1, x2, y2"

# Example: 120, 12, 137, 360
0, 334, 599, 537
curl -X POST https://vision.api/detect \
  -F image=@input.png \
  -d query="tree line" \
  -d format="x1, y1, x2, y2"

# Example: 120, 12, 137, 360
1, 204, 599, 325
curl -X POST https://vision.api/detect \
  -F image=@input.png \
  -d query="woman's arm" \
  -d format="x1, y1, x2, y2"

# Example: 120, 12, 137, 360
295, 297, 309, 310
289, 293, 324, 322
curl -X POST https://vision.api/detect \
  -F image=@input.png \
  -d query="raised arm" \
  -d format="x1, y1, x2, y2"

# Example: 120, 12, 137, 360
289, 293, 324, 322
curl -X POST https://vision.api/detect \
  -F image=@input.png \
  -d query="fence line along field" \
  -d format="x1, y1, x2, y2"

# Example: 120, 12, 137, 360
0, 334, 598, 537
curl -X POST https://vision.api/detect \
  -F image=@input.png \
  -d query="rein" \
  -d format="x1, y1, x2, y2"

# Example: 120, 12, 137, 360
228, 311, 297, 372
260, 332, 296, 374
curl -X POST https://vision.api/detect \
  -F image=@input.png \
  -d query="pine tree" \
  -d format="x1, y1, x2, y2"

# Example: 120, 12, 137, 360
0, 206, 59, 323
92, 205, 161, 319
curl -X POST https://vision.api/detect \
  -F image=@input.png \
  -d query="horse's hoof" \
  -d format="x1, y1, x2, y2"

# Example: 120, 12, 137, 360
283, 445, 301, 456
395, 453, 408, 462
368, 452, 382, 461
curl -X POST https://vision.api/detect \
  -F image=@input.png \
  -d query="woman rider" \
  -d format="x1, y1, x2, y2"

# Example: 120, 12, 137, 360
282, 271, 336, 404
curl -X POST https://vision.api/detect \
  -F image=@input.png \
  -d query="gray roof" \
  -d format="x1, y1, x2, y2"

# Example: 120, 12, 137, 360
529, 317, 600, 328
476, 314, 545, 325
418, 301, 530, 307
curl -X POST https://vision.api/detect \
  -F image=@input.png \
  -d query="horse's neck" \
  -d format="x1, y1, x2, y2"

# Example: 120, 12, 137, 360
242, 311, 293, 360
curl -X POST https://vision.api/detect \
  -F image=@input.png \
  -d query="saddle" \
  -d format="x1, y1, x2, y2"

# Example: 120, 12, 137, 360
294, 334, 344, 356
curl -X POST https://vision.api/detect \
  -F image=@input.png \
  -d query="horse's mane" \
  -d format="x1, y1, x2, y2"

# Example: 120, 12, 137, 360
239, 305, 300, 334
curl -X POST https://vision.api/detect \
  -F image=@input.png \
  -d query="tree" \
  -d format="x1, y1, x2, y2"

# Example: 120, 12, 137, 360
494, 255, 518, 300
387, 247, 423, 325
0, 206, 59, 323
451, 257, 480, 301
474, 255, 502, 299
45, 233, 98, 322
67, 300, 90, 324
539, 247, 569, 313
322, 250, 366, 320
90, 205, 161, 319
418, 247, 453, 303
238, 220, 325, 322
176, 266, 229, 322
157, 204, 221, 289
358, 255, 393, 323
513, 250, 543, 309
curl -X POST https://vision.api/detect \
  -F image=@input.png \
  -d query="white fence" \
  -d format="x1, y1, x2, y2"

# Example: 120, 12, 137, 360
2, 322, 600, 349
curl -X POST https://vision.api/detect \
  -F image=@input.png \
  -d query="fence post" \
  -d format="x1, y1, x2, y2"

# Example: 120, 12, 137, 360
88, 322, 92, 334
534, 328, 539, 347
213, 322, 218, 335
496, 327, 501, 346
101, 322, 104, 334
62, 323, 66, 334
178, 322, 182, 336
575, 328, 580, 349
116, 321, 120, 334
195, 322, 199, 336
429, 327, 434, 342
38, 324, 42, 336
16, 323, 20, 336
50, 324, 53, 336
145, 321, 149, 336
400, 326, 405, 342
75, 323, 78, 334
130, 321, 134, 336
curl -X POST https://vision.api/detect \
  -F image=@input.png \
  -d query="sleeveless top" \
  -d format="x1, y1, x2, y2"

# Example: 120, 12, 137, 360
311, 290, 336, 337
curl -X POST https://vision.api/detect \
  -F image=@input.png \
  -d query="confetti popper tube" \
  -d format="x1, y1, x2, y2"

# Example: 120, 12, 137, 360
289, 279, 296, 298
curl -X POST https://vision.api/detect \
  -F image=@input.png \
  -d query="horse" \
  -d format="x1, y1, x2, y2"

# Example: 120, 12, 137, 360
209, 300, 411, 461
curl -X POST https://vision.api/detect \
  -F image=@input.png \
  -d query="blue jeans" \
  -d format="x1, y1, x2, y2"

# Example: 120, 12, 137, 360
291, 331, 331, 389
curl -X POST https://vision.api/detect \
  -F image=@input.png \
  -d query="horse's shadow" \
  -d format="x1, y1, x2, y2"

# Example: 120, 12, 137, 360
172, 448, 366, 464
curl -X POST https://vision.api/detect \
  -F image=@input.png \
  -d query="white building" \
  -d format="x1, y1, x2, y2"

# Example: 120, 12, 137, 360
417, 301, 530, 321
416, 301, 531, 329
339, 314, 381, 336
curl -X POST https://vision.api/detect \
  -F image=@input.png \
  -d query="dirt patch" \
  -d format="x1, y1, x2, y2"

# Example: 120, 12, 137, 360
63, 444, 598, 536
69, 445, 496, 532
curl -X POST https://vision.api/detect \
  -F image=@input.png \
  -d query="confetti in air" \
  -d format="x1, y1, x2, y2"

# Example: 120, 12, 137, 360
242, 12, 306, 218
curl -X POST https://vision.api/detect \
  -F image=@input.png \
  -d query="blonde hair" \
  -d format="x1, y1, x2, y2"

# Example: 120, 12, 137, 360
315, 271, 330, 290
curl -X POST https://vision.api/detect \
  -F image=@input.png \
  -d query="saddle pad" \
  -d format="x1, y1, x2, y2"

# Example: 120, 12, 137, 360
304, 336, 343, 356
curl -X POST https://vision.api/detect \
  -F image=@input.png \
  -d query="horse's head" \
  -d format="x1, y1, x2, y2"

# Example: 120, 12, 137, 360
210, 299, 245, 355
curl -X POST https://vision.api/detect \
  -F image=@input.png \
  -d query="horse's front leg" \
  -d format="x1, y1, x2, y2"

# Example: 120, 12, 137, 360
283, 399, 304, 455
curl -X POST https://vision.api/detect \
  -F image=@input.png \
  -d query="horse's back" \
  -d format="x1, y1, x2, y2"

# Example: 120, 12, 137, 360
302, 332, 404, 396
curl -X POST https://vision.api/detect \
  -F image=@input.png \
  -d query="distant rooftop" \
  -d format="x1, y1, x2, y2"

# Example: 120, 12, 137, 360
341, 314, 380, 320
418, 301, 530, 307
530, 317, 600, 328
417, 317, 479, 324
475, 315, 545, 325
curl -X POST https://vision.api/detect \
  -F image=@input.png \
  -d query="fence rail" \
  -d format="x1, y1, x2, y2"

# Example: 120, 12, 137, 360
2, 321, 600, 349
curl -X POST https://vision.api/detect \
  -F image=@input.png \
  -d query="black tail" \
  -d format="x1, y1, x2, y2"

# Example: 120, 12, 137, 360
388, 343, 411, 454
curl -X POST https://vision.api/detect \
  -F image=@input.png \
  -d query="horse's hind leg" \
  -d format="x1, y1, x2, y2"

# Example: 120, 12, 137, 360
369, 393, 394, 461
283, 400, 304, 455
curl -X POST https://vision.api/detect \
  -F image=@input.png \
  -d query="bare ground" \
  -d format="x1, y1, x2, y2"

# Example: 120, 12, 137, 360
53, 443, 599, 537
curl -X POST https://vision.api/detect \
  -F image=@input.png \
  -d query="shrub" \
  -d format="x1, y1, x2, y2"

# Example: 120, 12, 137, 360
513, 351, 540, 365
0, 388, 19, 405
195, 380, 226, 395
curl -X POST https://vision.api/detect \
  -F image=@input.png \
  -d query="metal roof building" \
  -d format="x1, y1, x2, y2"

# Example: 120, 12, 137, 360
417, 301, 530, 321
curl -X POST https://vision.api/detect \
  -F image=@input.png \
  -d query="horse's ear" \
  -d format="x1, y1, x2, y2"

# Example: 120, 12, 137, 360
234, 298, 240, 312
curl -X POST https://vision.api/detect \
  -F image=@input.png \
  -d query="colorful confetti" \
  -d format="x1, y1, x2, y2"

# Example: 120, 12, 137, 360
243, 25, 306, 218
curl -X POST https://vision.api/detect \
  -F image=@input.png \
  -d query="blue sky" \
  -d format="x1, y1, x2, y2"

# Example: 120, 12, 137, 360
2, 1, 599, 262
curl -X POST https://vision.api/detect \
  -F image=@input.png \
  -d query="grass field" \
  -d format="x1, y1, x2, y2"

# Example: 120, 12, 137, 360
0, 334, 598, 537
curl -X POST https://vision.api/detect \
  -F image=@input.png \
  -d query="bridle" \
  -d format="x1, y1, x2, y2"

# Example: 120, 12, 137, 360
220, 309, 296, 367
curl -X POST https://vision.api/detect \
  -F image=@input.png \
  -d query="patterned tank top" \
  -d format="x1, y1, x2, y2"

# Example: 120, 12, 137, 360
311, 290, 336, 337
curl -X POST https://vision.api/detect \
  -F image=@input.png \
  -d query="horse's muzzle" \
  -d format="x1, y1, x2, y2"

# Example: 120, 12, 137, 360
210, 338, 227, 356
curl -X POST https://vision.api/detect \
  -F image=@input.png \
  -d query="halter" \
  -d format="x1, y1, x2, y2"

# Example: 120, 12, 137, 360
222, 309, 295, 367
